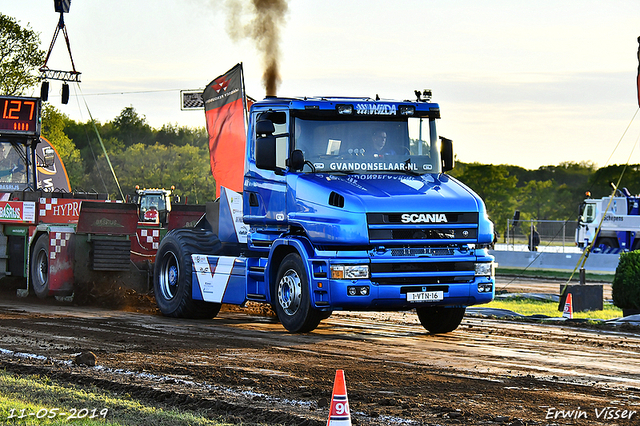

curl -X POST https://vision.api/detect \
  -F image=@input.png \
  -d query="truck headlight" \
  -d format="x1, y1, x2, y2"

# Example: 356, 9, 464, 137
331, 264, 369, 279
474, 262, 494, 277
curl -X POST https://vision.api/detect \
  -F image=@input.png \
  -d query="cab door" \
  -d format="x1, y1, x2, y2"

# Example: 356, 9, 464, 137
243, 109, 290, 237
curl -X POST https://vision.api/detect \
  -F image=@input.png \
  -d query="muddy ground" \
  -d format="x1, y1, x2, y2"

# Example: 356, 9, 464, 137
0, 276, 638, 426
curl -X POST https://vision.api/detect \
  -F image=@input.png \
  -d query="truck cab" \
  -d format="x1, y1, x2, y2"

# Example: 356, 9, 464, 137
154, 95, 496, 334
132, 186, 177, 226
576, 190, 640, 251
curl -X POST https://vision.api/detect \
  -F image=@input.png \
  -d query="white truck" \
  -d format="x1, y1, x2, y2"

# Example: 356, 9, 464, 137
575, 188, 640, 251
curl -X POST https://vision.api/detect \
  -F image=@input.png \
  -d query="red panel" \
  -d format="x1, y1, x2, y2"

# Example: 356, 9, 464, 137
37, 198, 83, 224
47, 230, 75, 294
76, 202, 138, 235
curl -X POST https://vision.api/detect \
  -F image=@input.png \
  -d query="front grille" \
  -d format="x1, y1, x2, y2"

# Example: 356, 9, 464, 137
367, 212, 478, 225
369, 228, 477, 240
370, 261, 474, 274
367, 211, 479, 244
370, 259, 475, 286
374, 276, 473, 285
390, 247, 454, 256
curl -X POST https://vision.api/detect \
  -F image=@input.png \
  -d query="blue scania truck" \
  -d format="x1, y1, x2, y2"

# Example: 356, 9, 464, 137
153, 94, 495, 333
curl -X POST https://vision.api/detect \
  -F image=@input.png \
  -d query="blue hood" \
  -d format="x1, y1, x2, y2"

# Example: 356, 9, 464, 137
288, 173, 490, 246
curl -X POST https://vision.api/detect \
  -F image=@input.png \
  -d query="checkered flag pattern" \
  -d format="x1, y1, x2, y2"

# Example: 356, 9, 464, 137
139, 229, 160, 250
50, 232, 71, 260
181, 91, 204, 109
39, 198, 58, 217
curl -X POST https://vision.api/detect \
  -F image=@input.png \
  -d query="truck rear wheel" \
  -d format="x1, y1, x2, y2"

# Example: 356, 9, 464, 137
595, 237, 618, 250
416, 306, 466, 334
30, 234, 50, 299
154, 229, 222, 319
274, 253, 322, 333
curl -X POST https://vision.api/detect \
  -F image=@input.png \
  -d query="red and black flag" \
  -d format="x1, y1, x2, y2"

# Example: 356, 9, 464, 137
203, 63, 248, 196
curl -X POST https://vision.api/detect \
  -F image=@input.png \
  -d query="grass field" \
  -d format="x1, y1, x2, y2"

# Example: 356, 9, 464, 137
497, 268, 614, 283
0, 371, 233, 426
483, 298, 623, 320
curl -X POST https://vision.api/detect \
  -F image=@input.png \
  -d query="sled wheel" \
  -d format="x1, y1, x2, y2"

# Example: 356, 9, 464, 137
595, 237, 617, 250
31, 234, 50, 299
274, 253, 322, 333
416, 306, 466, 334
154, 229, 222, 319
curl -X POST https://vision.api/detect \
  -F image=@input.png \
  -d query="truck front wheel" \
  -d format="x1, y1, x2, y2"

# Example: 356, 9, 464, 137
30, 234, 50, 299
154, 229, 222, 319
274, 253, 322, 333
416, 306, 466, 334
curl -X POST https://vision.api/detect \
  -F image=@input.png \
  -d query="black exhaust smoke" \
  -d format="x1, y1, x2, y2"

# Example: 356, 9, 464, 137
224, 0, 289, 97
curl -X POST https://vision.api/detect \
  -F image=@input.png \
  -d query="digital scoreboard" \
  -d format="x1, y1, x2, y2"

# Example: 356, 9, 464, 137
0, 96, 41, 137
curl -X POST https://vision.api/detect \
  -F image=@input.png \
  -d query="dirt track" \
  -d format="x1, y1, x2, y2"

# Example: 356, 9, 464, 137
0, 278, 638, 426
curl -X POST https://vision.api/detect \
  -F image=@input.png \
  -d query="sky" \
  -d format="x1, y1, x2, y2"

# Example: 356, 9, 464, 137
4, 0, 640, 170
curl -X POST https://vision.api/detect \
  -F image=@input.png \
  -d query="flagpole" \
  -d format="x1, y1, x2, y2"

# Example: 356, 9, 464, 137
240, 62, 249, 132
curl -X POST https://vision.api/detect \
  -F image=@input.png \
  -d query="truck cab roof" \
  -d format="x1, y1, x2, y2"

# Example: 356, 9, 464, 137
252, 96, 441, 119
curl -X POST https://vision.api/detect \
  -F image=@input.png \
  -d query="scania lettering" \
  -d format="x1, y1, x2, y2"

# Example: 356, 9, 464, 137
401, 213, 448, 224
153, 93, 496, 334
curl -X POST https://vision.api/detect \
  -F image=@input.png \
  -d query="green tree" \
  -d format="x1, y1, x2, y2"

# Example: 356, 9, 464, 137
40, 104, 85, 189
0, 13, 45, 95
111, 106, 154, 147
454, 163, 519, 236
87, 143, 215, 203
588, 164, 640, 198
156, 123, 208, 148
519, 180, 555, 220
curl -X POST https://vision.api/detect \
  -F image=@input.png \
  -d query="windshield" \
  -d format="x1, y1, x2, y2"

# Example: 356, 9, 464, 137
294, 116, 441, 174
580, 202, 596, 224
0, 142, 27, 186
140, 194, 166, 212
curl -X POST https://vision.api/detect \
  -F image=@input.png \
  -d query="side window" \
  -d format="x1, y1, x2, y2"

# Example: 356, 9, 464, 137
256, 110, 289, 169
275, 136, 287, 169
271, 112, 288, 169
584, 204, 596, 223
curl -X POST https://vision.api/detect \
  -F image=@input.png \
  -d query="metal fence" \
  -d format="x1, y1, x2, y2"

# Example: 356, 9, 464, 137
501, 219, 580, 253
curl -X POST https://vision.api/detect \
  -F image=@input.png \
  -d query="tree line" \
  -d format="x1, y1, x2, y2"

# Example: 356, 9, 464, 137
449, 161, 640, 236
42, 105, 215, 204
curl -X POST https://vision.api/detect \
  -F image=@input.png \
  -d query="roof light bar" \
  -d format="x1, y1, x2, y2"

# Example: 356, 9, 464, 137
336, 104, 354, 115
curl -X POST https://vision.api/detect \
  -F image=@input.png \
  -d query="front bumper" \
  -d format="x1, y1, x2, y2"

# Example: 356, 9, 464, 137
309, 252, 495, 310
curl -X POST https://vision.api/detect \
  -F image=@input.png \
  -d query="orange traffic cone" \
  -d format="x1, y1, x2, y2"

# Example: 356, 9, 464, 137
563, 293, 573, 319
327, 370, 351, 426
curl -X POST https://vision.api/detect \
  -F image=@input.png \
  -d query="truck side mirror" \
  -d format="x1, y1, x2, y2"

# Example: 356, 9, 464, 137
256, 134, 277, 170
440, 137, 454, 172
288, 149, 305, 171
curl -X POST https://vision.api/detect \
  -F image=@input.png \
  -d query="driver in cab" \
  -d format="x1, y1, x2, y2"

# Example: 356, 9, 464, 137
371, 130, 395, 158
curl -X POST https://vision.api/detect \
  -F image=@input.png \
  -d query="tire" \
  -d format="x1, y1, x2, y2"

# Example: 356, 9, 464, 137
595, 237, 618, 249
416, 306, 466, 334
274, 253, 322, 333
154, 229, 222, 319
30, 234, 50, 299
